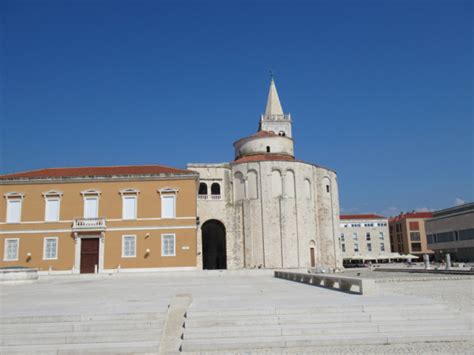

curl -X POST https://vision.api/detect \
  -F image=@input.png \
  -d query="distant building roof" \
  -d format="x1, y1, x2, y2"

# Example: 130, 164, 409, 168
0, 165, 195, 181
389, 211, 433, 223
430, 202, 474, 219
340, 214, 386, 220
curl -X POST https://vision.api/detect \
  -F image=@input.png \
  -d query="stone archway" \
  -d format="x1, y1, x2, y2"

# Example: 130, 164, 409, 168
201, 219, 227, 270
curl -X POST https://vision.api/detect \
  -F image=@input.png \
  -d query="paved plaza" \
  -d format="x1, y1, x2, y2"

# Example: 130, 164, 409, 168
0, 270, 473, 354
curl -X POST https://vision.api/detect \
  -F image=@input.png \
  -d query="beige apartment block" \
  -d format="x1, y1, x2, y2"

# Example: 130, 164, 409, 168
389, 211, 433, 258
339, 214, 391, 263
0, 165, 198, 274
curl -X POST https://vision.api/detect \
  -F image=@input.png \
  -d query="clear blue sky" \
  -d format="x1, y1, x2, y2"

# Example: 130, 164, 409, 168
1, 0, 472, 216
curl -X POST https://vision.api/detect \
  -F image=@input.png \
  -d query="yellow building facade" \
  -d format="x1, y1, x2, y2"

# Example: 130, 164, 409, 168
0, 165, 198, 274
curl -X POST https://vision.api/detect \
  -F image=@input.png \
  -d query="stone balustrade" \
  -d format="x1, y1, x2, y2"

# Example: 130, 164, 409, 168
73, 217, 106, 231
274, 270, 378, 295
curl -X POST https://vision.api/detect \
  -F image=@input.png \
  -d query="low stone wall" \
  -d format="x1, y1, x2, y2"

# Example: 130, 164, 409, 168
274, 270, 377, 295
0, 268, 39, 284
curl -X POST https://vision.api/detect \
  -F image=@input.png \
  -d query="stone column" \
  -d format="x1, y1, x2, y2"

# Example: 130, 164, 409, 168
423, 254, 430, 269
445, 253, 451, 270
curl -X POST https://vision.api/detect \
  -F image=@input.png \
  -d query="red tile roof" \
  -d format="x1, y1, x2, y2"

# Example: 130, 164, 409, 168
233, 154, 295, 164
340, 214, 386, 220
0, 165, 195, 181
389, 212, 433, 222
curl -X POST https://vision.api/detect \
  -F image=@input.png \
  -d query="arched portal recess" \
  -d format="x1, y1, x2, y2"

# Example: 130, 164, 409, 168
201, 219, 227, 270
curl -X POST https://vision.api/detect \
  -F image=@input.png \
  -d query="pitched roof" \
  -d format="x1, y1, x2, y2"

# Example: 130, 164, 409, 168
340, 214, 386, 220
0, 165, 195, 181
389, 212, 433, 222
232, 154, 295, 164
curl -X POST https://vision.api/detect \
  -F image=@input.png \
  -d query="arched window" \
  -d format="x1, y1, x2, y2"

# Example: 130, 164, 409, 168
266, 146, 271, 153
247, 170, 258, 199
211, 183, 221, 195
278, 131, 286, 136
198, 183, 208, 195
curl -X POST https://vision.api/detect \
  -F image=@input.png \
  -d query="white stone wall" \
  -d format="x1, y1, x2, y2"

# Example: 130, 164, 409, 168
188, 160, 343, 270
234, 136, 294, 159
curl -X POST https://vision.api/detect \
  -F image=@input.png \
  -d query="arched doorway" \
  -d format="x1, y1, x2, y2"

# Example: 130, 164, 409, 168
201, 220, 227, 270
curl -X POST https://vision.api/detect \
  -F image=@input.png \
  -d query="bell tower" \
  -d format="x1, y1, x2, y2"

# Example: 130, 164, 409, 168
259, 78, 292, 138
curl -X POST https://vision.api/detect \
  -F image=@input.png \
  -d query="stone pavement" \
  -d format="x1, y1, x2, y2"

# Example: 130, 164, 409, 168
0, 270, 472, 354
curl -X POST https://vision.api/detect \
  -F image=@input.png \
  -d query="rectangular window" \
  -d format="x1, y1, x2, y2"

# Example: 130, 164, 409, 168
84, 197, 99, 218
366, 232, 371, 241
341, 244, 346, 252
409, 221, 420, 230
45, 199, 60, 222
410, 232, 421, 241
43, 237, 58, 260
411, 243, 422, 252
354, 243, 359, 252
122, 196, 137, 220
340, 233, 345, 242
6, 199, 22, 223
367, 243, 372, 252
161, 234, 176, 256
352, 232, 358, 240
122, 235, 136, 257
379, 232, 384, 240
4, 238, 19, 261
380, 243, 385, 252
161, 195, 176, 219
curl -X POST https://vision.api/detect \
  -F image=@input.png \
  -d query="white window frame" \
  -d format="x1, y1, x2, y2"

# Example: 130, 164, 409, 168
122, 195, 138, 220
120, 189, 140, 220
161, 233, 176, 257
81, 190, 101, 218
43, 237, 58, 260
122, 235, 137, 258
5, 192, 24, 223
158, 188, 178, 219
4, 238, 19, 261
44, 197, 61, 222
161, 195, 176, 219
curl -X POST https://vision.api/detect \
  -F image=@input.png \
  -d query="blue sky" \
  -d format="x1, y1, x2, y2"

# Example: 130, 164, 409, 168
1, 0, 472, 216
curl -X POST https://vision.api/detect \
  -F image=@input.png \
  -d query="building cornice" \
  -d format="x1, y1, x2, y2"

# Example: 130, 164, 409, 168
0, 173, 199, 185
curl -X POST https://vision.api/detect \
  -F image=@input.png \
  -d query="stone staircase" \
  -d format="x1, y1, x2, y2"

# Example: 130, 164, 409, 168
0, 312, 165, 354
181, 302, 472, 352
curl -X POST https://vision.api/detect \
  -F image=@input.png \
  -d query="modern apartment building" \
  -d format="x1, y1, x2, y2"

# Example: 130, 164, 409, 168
339, 214, 391, 262
426, 203, 474, 262
389, 212, 433, 258
0, 165, 199, 274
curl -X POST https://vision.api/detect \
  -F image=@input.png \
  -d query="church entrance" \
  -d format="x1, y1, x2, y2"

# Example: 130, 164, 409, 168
201, 220, 227, 270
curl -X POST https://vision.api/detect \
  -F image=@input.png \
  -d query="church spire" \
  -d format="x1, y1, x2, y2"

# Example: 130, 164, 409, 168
264, 78, 284, 116
259, 76, 292, 138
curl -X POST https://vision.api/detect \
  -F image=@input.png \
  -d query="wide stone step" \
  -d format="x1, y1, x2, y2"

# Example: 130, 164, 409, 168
0, 312, 165, 324
186, 303, 448, 318
1, 320, 163, 335
0, 340, 160, 354
181, 330, 472, 352
183, 318, 470, 340
1, 329, 161, 346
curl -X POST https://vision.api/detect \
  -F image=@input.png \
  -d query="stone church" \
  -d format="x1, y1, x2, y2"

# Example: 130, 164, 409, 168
188, 79, 342, 270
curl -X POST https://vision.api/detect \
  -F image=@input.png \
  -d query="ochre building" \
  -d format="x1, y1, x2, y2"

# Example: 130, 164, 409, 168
0, 165, 198, 274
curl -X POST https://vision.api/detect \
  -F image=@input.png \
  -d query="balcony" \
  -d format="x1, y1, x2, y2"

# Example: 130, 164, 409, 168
198, 194, 222, 201
73, 217, 106, 232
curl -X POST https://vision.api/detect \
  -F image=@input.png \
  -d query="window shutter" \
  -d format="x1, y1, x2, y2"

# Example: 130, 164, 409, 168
84, 198, 98, 218
7, 200, 21, 223
123, 196, 136, 219
162, 196, 175, 218
46, 199, 60, 221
